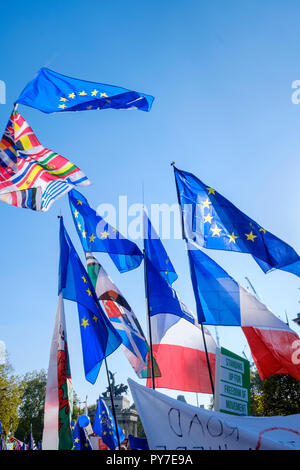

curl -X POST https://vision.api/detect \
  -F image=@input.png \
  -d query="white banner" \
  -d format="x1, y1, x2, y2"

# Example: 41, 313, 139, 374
128, 379, 300, 450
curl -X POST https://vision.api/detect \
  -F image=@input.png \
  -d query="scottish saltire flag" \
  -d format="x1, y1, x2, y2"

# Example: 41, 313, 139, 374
174, 166, 300, 278
93, 397, 125, 450
16, 68, 154, 113
0, 111, 90, 211
144, 212, 178, 285
59, 218, 122, 383
188, 243, 300, 381
42, 294, 73, 451
86, 252, 160, 379
71, 420, 92, 451
69, 189, 143, 273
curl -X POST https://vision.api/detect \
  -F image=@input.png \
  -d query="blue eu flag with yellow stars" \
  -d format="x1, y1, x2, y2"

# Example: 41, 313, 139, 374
69, 189, 143, 273
16, 68, 154, 113
143, 211, 178, 285
59, 217, 122, 384
93, 396, 125, 450
174, 166, 300, 278
71, 421, 92, 451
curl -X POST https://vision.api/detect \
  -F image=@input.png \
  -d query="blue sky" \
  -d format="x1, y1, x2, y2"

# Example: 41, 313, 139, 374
1, 0, 300, 409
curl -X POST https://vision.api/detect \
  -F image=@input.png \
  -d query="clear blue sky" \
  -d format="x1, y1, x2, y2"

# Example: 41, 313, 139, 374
1, 0, 300, 409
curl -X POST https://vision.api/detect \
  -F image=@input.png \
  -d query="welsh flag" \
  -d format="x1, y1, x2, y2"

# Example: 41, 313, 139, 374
42, 294, 73, 450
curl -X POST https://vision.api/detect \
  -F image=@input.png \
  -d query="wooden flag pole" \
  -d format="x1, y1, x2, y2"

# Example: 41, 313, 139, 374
104, 358, 121, 450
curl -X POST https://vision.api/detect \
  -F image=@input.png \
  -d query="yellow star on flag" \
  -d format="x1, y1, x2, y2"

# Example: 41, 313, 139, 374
101, 230, 110, 239
245, 231, 257, 242
228, 232, 238, 243
259, 228, 266, 234
100, 92, 108, 97
89, 234, 96, 243
74, 210, 79, 218
86, 105, 93, 110
82, 231, 86, 239
81, 318, 89, 329
82, 276, 87, 283
68, 92, 75, 99
206, 187, 215, 195
60, 97, 68, 102
86, 289, 92, 296
79, 91, 87, 96
211, 225, 222, 237
77, 200, 83, 205
202, 198, 212, 209
93, 315, 98, 322
77, 222, 81, 231
58, 104, 67, 109
91, 89, 98, 96
203, 214, 213, 224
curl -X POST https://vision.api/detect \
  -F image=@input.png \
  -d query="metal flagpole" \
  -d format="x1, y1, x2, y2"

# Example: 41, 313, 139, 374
104, 358, 121, 450
143, 245, 156, 390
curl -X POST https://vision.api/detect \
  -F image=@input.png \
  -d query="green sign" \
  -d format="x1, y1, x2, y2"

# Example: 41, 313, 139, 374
214, 347, 251, 416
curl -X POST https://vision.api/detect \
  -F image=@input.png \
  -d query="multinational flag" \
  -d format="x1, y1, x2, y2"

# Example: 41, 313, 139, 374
174, 166, 300, 278
42, 294, 73, 450
187, 242, 300, 381
16, 67, 154, 113
86, 252, 160, 379
71, 420, 92, 451
0, 111, 90, 211
69, 189, 143, 273
93, 396, 125, 450
58, 217, 122, 384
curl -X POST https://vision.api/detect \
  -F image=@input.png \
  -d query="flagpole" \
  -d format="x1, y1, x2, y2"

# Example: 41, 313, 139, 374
103, 358, 121, 450
142, 198, 156, 390
171, 162, 215, 396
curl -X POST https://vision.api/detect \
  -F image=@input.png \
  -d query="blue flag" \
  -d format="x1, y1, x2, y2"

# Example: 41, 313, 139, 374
174, 166, 300, 278
144, 216, 199, 324
16, 68, 154, 113
128, 434, 149, 450
26, 425, 36, 450
93, 397, 125, 450
144, 211, 177, 285
71, 420, 92, 451
59, 217, 122, 383
69, 189, 143, 273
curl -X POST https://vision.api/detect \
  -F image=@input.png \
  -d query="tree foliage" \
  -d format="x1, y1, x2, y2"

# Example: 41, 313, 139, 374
0, 362, 24, 436
15, 369, 47, 444
250, 369, 300, 416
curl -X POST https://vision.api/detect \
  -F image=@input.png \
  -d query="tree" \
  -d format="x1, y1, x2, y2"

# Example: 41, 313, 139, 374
15, 369, 47, 444
0, 362, 24, 437
250, 369, 300, 416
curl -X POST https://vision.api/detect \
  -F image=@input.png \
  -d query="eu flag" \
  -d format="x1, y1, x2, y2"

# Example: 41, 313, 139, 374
71, 421, 92, 451
144, 214, 200, 324
16, 68, 154, 113
174, 166, 300, 278
93, 396, 125, 450
69, 189, 143, 273
59, 217, 122, 384
144, 211, 178, 285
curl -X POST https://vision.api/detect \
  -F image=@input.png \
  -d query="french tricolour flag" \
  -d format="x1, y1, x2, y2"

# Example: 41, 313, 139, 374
188, 243, 300, 381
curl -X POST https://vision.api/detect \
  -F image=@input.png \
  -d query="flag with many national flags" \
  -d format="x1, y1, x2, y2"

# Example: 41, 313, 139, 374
0, 110, 90, 211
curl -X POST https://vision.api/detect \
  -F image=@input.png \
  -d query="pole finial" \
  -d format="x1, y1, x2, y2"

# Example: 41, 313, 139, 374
171, 161, 176, 167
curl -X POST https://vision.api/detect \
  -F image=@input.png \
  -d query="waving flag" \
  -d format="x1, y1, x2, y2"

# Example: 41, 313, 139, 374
0, 111, 90, 211
42, 294, 73, 451
71, 420, 92, 451
144, 211, 178, 285
69, 189, 143, 273
93, 397, 125, 450
59, 218, 122, 384
147, 313, 216, 393
16, 67, 154, 113
174, 166, 300, 278
188, 243, 300, 381
86, 252, 160, 379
